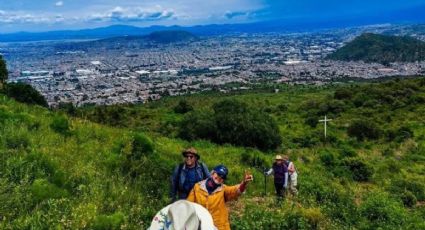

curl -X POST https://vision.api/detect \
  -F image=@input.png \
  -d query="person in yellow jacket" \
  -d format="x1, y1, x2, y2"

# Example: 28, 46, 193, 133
187, 164, 253, 230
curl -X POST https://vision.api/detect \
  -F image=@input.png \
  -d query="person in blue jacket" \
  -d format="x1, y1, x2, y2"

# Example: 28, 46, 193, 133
170, 147, 210, 201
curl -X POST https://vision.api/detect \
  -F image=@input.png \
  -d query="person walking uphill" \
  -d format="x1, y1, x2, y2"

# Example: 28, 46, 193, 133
170, 147, 210, 201
284, 155, 298, 196
265, 155, 288, 201
187, 165, 253, 230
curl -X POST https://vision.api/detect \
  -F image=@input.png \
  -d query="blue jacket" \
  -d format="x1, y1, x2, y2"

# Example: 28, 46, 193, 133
170, 162, 210, 200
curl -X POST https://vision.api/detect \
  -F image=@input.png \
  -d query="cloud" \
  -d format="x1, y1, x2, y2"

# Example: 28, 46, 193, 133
55, 1, 64, 7
225, 11, 249, 19
88, 6, 175, 22
0, 10, 51, 24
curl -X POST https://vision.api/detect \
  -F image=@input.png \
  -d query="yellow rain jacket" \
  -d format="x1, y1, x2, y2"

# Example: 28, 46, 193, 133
187, 179, 242, 230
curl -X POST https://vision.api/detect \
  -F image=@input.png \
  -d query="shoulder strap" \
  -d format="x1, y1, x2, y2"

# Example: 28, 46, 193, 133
176, 163, 184, 188
200, 162, 209, 179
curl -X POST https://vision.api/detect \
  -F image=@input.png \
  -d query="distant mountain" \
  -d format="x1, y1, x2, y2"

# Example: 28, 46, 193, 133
145, 30, 198, 43
327, 33, 425, 64
89, 30, 198, 45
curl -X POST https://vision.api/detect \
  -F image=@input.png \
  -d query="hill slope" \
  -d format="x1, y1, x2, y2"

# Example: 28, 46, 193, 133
1, 78, 425, 229
327, 33, 425, 64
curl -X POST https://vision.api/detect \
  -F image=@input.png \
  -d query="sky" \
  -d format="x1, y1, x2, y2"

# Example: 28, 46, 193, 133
0, 0, 425, 33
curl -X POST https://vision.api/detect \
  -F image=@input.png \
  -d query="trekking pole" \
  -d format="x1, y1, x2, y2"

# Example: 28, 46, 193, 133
263, 167, 267, 196
254, 166, 267, 196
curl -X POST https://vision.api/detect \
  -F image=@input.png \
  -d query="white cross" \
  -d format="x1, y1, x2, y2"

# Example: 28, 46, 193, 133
319, 115, 332, 139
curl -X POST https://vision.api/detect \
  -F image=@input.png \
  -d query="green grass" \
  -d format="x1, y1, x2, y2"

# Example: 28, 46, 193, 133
1, 78, 425, 229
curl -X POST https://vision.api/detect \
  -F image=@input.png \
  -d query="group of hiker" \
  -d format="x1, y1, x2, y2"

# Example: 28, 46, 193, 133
149, 147, 298, 230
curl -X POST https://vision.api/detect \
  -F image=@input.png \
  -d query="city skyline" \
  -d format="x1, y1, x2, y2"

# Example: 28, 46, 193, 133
1, 0, 425, 33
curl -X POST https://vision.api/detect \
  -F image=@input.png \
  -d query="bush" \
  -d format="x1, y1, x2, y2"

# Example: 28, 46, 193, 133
240, 150, 269, 169
392, 178, 425, 201
6, 133, 30, 149
347, 120, 381, 141
50, 115, 71, 135
4, 82, 48, 107
342, 158, 373, 182
58, 102, 77, 116
319, 151, 338, 167
293, 134, 319, 148
131, 133, 154, 159
360, 192, 405, 228
401, 191, 417, 207
305, 116, 318, 128
173, 99, 193, 114
91, 212, 125, 230
31, 178, 69, 202
334, 87, 353, 100
339, 145, 357, 158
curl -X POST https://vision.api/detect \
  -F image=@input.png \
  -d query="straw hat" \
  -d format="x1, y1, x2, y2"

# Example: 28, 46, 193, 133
182, 147, 200, 159
275, 155, 283, 160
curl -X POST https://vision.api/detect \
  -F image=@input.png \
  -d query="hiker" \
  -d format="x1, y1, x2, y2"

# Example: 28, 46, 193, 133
284, 155, 298, 196
148, 200, 217, 230
187, 164, 253, 230
264, 155, 288, 200
170, 147, 210, 201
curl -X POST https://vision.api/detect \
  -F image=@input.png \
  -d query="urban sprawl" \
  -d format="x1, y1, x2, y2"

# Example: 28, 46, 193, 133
1, 24, 425, 107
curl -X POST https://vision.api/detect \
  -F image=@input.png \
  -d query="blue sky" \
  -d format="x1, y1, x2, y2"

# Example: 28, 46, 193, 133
0, 0, 424, 33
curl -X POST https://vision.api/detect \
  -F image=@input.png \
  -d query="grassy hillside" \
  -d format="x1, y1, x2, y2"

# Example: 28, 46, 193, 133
2, 78, 425, 229
327, 33, 425, 64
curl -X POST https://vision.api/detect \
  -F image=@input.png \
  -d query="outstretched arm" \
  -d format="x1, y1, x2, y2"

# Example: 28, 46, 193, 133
265, 168, 273, 176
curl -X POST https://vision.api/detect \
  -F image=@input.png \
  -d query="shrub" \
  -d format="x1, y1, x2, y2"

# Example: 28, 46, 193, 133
6, 133, 30, 149
401, 191, 417, 207
173, 99, 193, 114
91, 212, 125, 230
240, 150, 269, 169
360, 192, 405, 228
50, 115, 71, 135
131, 133, 154, 159
31, 178, 69, 202
293, 134, 319, 148
342, 158, 373, 182
347, 120, 381, 141
339, 145, 357, 158
334, 87, 353, 100
392, 178, 425, 201
305, 116, 318, 128
58, 102, 77, 116
319, 151, 338, 167
4, 82, 48, 107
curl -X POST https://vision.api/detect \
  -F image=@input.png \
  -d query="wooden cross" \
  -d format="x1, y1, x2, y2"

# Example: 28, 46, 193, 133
319, 115, 332, 139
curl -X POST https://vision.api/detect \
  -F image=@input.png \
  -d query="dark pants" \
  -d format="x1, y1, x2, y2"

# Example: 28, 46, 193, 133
274, 182, 285, 199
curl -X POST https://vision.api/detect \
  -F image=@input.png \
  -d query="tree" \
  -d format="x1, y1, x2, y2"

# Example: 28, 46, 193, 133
179, 99, 282, 151
0, 55, 7, 89
4, 82, 48, 107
